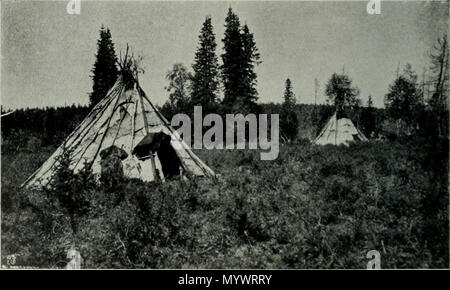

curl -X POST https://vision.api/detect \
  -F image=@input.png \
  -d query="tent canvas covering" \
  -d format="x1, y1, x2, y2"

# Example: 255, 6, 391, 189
314, 113, 367, 146
22, 75, 215, 188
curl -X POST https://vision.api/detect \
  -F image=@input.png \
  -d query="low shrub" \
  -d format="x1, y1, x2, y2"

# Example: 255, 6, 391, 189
1, 136, 448, 268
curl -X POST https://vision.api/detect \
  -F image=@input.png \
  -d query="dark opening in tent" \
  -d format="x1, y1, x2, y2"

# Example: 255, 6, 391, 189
132, 132, 182, 179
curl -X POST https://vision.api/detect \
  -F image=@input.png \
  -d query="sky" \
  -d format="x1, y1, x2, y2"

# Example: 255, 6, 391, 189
1, 0, 448, 109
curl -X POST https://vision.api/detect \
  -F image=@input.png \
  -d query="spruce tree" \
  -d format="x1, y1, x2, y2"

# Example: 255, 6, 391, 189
221, 9, 261, 114
90, 26, 118, 107
191, 16, 220, 114
280, 78, 299, 141
241, 24, 261, 113
283, 78, 296, 105
365, 95, 376, 137
221, 8, 244, 112
367, 95, 374, 108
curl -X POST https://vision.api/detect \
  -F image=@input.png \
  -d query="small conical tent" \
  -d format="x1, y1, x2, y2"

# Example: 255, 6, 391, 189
22, 72, 215, 189
314, 113, 367, 146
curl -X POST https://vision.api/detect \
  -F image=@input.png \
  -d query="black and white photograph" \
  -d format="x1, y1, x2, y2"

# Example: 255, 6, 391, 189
0, 0, 449, 272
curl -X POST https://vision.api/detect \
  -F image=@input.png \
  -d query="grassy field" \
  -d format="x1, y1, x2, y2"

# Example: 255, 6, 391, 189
1, 130, 448, 269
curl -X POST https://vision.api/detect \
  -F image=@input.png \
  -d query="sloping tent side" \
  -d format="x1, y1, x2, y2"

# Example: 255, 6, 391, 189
314, 113, 337, 145
137, 84, 216, 178
21, 79, 126, 188
335, 118, 368, 143
314, 113, 367, 146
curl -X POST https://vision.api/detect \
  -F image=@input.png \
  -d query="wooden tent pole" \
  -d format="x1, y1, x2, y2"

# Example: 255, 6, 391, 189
334, 101, 338, 145
335, 113, 338, 145
137, 84, 159, 181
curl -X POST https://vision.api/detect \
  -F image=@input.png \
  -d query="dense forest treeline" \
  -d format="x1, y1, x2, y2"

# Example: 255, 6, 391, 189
4, 99, 446, 149
1, 103, 387, 149
1, 105, 91, 147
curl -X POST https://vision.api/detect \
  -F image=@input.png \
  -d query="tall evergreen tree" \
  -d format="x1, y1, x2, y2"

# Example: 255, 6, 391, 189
283, 78, 296, 105
364, 95, 376, 137
241, 24, 261, 113
221, 9, 261, 114
221, 8, 244, 112
367, 95, 374, 108
280, 78, 298, 141
191, 16, 220, 114
90, 26, 118, 107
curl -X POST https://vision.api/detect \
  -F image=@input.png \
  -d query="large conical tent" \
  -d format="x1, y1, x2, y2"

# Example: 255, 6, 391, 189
22, 66, 215, 189
314, 113, 367, 146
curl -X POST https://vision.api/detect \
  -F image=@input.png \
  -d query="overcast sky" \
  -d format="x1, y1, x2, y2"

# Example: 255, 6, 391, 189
1, 0, 448, 109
